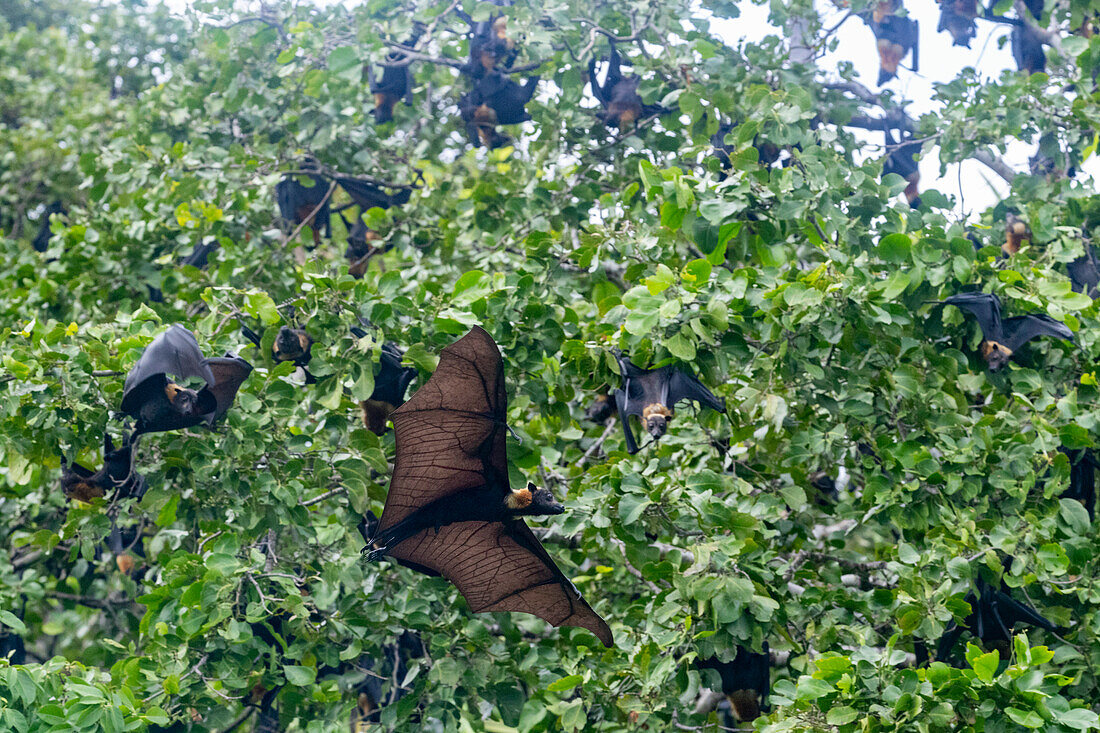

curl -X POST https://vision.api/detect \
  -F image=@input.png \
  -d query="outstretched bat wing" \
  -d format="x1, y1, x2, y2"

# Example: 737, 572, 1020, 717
379, 326, 508, 532
387, 519, 613, 646
200, 354, 254, 426
120, 325, 217, 415
667, 368, 725, 414
943, 293, 1004, 343
1002, 314, 1074, 353
335, 177, 400, 212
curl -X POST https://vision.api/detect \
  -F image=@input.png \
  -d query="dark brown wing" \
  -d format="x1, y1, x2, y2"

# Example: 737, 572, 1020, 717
200, 354, 254, 426
379, 326, 507, 531
388, 519, 613, 646
120, 325, 216, 415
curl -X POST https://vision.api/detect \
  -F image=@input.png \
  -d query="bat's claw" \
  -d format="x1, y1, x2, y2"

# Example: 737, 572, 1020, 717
364, 545, 388, 562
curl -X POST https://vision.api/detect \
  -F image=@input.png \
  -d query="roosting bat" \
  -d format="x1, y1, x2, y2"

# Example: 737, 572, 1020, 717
941, 292, 1073, 371
585, 392, 617, 423
364, 326, 613, 647
32, 200, 66, 252
936, 577, 1056, 661
120, 324, 252, 437
588, 44, 662, 129
338, 211, 384, 277
464, 16, 517, 79
276, 170, 332, 247
1011, 0, 1046, 74
1061, 448, 1098, 520
882, 126, 921, 208
1068, 244, 1100, 299
334, 176, 413, 213
936, 0, 978, 46
348, 630, 425, 729
180, 239, 219, 269
60, 432, 146, 502
369, 26, 424, 124
1003, 212, 1031, 255
612, 351, 726, 454
460, 92, 512, 149
272, 326, 313, 367
868, 11, 919, 85
697, 644, 771, 723
0, 630, 24, 665
357, 338, 418, 436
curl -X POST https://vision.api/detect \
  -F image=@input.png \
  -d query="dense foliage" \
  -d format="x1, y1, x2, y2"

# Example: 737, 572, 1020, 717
4, 0, 1100, 730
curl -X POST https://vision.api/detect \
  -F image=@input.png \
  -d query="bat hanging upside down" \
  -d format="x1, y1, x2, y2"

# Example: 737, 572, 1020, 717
363, 326, 613, 647
941, 292, 1073, 371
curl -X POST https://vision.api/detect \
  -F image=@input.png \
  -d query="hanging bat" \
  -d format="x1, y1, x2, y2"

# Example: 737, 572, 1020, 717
1003, 212, 1031, 255
180, 239, 219, 269
882, 126, 921, 208
585, 392, 617, 423
871, 14, 919, 85
338, 211, 384, 278
588, 44, 662, 129
272, 326, 313, 367
107, 519, 149, 575
364, 326, 613, 647
1067, 244, 1100, 299
464, 16, 517, 79
369, 27, 424, 124
936, 0, 978, 46
1060, 448, 1098, 520
472, 70, 538, 126
1011, 24, 1045, 74
357, 339, 418, 436
697, 644, 771, 723
612, 351, 726, 455
459, 92, 511, 149
276, 170, 332, 247
941, 292, 1073, 371
120, 324, 252, 437
32, 200, 67, 252
869, 0, 901, 23
60, 432, 146, 502
0, 630, 24, 665
334, 176, 413, 213
936, 577, 1056, 661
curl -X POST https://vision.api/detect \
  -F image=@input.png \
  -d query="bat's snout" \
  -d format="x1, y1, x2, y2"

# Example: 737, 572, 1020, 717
645, 415, 669, 439
530, 485, 565, 515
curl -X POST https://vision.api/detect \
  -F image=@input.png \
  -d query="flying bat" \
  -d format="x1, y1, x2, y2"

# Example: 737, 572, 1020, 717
941, 292, 1073, 371
589, 44, 663, 129
612, 351, 726, 454
356, 337, 418, 436
364, 326, 613, 647
60, 432, 146, 502
120, 324, 252, 436
936, 0, 978, 46
936, 577, 1057, 661
697, 644, 771, 723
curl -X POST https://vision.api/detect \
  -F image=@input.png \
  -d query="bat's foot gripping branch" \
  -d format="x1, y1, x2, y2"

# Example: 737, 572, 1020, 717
363, 545, 388, 562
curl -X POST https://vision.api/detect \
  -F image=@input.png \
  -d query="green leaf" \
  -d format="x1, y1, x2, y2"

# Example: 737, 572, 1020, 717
971, 650, 1000, 683
826, 706, 859, 725
546, 674, 583, 692
284, 665, 316, 686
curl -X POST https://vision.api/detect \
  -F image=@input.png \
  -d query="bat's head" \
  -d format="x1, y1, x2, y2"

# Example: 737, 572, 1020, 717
981, 340, 1013, 371
273, 327, 310, 363
642, 403, 675, 439
165, 382, 199, 414
529, 484, 565, 515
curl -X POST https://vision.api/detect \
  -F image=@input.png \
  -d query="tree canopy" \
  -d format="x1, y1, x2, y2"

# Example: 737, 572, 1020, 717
3, 0, 1100, 730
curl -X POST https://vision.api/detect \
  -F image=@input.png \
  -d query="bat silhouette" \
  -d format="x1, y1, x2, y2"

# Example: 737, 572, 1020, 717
60, 432, 146, 502
1068, 244, 1100, 299
585, 392, 617, 423
936, 577, 1057, 661
697, 643, 771, 723
883, 126, 921, 208
32, 200, 66, 252
120, 324, 252, 436
463, 16, 517, 79
1011, 0, 1046, 74
272, 326, 312, 367
180, 239, 219, 270
868, 10, 918, 85
355, 336, 418, 435
589, 44, 663, 129
364, 326, 613, 647
941, 292, 1073, 371
276, 168, 331, 247
612, 351, 726, 454
1061, 448, 1098, 520
936, 0, 978, 46
369, 26, 424, 124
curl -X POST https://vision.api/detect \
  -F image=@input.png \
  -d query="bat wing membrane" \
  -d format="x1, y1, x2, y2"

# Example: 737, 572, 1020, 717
667, 369, 725, 413
943, 293, 1004, 343
200, 354, 253, 426
1002, 314, 1073, 353
121, 325, 217, 415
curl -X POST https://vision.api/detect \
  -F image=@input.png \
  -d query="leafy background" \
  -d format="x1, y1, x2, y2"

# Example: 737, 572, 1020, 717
2, 0, 1100, 730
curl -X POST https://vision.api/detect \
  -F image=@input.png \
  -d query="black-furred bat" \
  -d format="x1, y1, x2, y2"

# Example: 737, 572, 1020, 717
941, 292, 1073, 371
883, 126, 921, 208
32, 200, 67, 252
358, 338, 418, 436
475, 70, 538, 125
120, 324, 252, 436
1011, 0, 1046, 74
585, 392, 617, 423
1004, 212, 1030, 255
276, 172, 331, 247
588, 44, 662, 129
464, 16, 517, 79
936, 578, 1056, 661
937, 0, 978, 46
612, 351, 726, 454
459, 91, 511, 149
180, 239, 219, 269
272, 326, 313, 367
1061, 448, 1098, 520
0, 629, 24, 665
338, 210, 384, 278
870, 13, 919, 85
369, 27, 424, 124
1068, 244, 1100, 299
364, 326, 613, 647
60, 432, 146, 502
697, 644, 771, 723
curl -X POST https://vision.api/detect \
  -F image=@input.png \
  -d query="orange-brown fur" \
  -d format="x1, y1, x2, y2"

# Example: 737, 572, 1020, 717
903, 174, 920, 205
65, 480, 105, 503
505, 486, 533, 510
164, 382, 182, 402
1004, 218, 1030, 255
878, 40, 904, 75
727, 689, 762, 722
116, 553, 136, 575
981, 340, 1012, 360
642, 403, 674, 421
